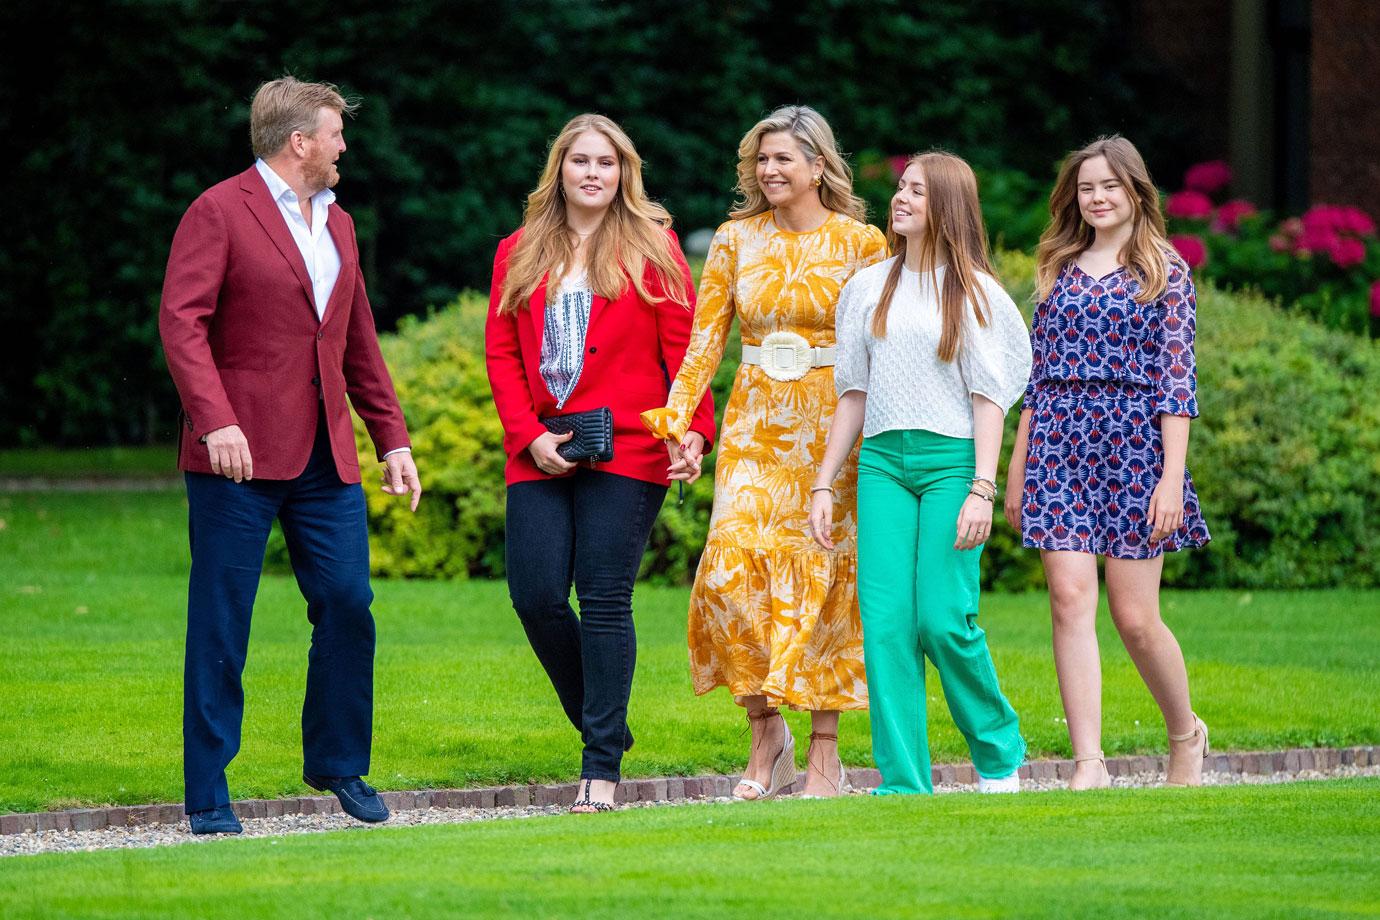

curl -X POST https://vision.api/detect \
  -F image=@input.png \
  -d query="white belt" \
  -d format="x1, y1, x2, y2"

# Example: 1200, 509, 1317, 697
741, 331, 835, 382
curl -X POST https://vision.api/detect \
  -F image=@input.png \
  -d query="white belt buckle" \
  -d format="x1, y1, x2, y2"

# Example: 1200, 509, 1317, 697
758, 331, 810, 381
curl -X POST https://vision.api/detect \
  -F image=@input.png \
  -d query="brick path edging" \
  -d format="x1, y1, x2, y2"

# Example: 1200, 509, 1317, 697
2, 745, 1375, 836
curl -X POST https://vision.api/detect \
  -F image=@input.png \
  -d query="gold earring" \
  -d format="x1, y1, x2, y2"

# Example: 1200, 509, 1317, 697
814, 175, 822, 187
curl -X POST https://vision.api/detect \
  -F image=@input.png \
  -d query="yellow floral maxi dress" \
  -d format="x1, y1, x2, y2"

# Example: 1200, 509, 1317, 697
641, 210, 888, 711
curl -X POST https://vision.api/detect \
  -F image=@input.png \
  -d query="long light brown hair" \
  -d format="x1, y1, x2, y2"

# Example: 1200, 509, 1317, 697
498, 114, 688, 315
1035, 135, 1179, 304
871, 152, 994, 363
728, 105, 868, 223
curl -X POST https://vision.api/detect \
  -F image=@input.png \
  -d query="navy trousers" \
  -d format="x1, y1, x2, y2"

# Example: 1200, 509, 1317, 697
505, 469, 665, 782
182, 414, 375, 813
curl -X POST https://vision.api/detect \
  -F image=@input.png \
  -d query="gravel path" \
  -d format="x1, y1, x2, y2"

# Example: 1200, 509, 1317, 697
5, 764, 1376, 858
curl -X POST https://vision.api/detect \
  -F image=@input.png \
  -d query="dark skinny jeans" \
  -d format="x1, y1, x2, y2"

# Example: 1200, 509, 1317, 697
505, 468, 665, 782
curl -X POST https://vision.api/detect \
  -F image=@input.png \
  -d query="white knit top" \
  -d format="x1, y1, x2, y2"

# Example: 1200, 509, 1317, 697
834, 257, 1033, 439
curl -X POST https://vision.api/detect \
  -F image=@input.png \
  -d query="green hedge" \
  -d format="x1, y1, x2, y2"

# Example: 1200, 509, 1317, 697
350, 252, 1380, 590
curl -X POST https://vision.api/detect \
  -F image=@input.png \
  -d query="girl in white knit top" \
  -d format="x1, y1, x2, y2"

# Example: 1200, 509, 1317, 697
811, 151, 1032, 794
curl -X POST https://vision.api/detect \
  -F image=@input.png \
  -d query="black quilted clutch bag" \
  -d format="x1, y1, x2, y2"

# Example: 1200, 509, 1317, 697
540, 407, 614, 463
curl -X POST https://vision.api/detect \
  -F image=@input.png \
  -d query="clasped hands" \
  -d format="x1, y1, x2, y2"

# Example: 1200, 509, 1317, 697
204, 424, 422, 511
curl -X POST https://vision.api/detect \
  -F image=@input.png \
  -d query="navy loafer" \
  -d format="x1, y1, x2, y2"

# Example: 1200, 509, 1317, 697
303, 773, 390, 823
188, 806, 243, 835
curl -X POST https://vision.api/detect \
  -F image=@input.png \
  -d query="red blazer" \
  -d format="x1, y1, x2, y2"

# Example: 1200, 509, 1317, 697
159, 166, 410, 483
485, 228, 715, 486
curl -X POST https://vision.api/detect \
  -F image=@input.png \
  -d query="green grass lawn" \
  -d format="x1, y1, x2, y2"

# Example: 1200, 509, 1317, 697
2, 490, 1378, 814
0, 446, 177, 479
2, 781, 1377, 918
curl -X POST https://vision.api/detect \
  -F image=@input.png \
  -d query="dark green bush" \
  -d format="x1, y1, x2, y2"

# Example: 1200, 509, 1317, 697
2, 0, 1200, 446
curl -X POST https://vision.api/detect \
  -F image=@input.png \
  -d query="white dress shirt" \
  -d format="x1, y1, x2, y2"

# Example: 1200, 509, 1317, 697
253, 159, 410, 460
255, 158, 340, 321
835, 257, 1033, 439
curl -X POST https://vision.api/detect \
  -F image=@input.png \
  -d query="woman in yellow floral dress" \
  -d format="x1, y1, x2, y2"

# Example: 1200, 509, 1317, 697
642, 106, 886, 799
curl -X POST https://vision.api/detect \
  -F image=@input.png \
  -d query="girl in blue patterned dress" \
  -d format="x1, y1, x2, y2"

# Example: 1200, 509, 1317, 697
1005, 136, 1211, 789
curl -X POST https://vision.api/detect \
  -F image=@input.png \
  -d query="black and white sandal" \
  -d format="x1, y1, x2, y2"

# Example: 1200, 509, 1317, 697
570, 779, 617, 813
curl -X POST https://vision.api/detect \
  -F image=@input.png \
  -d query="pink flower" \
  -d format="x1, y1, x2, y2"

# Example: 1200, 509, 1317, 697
1329, 236, 1367, 269
1296, 224, 1338, 254
1337, 206, 1377, 237
1166, 190, 1213, 220
1269, 233, 1292, 252
1371, 280, 1380, 318
1170, 234, 1208, 269
1279, 217, 1304, 238
888, 155, 910, 179
1213, 199, 1258, 233
1302, 204, 1377, 236
1184, 160, 1232, 194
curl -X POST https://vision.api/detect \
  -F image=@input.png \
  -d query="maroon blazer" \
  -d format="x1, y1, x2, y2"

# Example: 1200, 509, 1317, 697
159, 166, 410, 483
485, 227, 716, 486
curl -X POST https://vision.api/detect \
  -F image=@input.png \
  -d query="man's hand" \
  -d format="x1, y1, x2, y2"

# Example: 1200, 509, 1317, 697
667, 431, 705, 484
528, 431, 576, 476
381, 451, 423, 511
205, 425, 253, 482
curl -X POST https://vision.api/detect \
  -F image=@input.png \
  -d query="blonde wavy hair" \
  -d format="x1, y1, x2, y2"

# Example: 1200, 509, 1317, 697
871, 152, 994, 363
1035, 135, 1180, 304
499, 114, 688, 315
728, 105, 868, 223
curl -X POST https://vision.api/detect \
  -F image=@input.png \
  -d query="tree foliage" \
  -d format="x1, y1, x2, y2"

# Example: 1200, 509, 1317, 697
0, 0, 1196, 445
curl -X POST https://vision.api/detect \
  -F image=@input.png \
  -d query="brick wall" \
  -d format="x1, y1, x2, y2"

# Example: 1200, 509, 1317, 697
1310, 0, 1380, 220
1134, 0, 1234, 162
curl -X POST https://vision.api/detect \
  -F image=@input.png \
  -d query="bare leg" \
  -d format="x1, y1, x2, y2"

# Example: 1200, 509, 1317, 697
803, 710, 842, 797
1042, 550, 1109, 790
733, 694, 785, 800
1104, 556, 1204, 785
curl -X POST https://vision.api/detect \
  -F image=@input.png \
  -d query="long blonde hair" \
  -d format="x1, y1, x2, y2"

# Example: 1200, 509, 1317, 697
499, 114, 688, 315
871, 152, 994, 363
728, 105, 868, 223
1035, 135, 1179, 304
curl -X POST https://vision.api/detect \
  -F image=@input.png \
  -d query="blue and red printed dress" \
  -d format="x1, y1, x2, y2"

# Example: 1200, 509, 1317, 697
1020, 257, 1210, 559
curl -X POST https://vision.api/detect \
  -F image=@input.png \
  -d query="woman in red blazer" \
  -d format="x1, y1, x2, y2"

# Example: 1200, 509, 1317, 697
485, 113, 715, 813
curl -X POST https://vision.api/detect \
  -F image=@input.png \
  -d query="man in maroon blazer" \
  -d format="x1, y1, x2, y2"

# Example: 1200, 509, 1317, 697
159, 76, 421, 835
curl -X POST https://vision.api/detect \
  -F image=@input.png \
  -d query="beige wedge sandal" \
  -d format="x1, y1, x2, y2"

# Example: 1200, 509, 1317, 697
798, 731, 850, 799
733, 709, 796, 801
1166, 714, 1210, 786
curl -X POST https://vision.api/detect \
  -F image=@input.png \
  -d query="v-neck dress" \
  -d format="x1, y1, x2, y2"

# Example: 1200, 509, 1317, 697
1020, 258, 1210, 558
641, 210, 887, 710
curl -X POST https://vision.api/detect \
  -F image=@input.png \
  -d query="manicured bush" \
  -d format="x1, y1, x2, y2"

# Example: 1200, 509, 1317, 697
349, 250, 1380, 590
346, 293, 509, 579
996, 251, 1380, 589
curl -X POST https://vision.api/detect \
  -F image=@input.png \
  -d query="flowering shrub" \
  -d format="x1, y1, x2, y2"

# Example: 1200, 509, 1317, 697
1165, 161, 1380, 335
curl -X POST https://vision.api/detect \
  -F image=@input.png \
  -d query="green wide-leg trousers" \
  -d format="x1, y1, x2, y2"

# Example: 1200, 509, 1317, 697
857, 429, 1026, 795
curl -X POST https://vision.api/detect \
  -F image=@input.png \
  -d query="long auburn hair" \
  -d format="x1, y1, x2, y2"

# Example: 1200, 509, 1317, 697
871, 152, 994, 363
1035, 135, 1179, 304
498, 114, 689, 315
728, 105, 868, 223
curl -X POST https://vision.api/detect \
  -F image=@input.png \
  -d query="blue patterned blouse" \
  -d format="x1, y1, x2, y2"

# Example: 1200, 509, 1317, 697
1024, 258, 1199, 418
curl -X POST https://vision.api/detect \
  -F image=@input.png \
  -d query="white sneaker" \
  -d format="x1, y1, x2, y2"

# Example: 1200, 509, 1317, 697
977, 770, 1021, 794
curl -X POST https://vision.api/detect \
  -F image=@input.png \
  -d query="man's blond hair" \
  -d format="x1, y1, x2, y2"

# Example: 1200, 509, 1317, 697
249, 76, 358, 159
